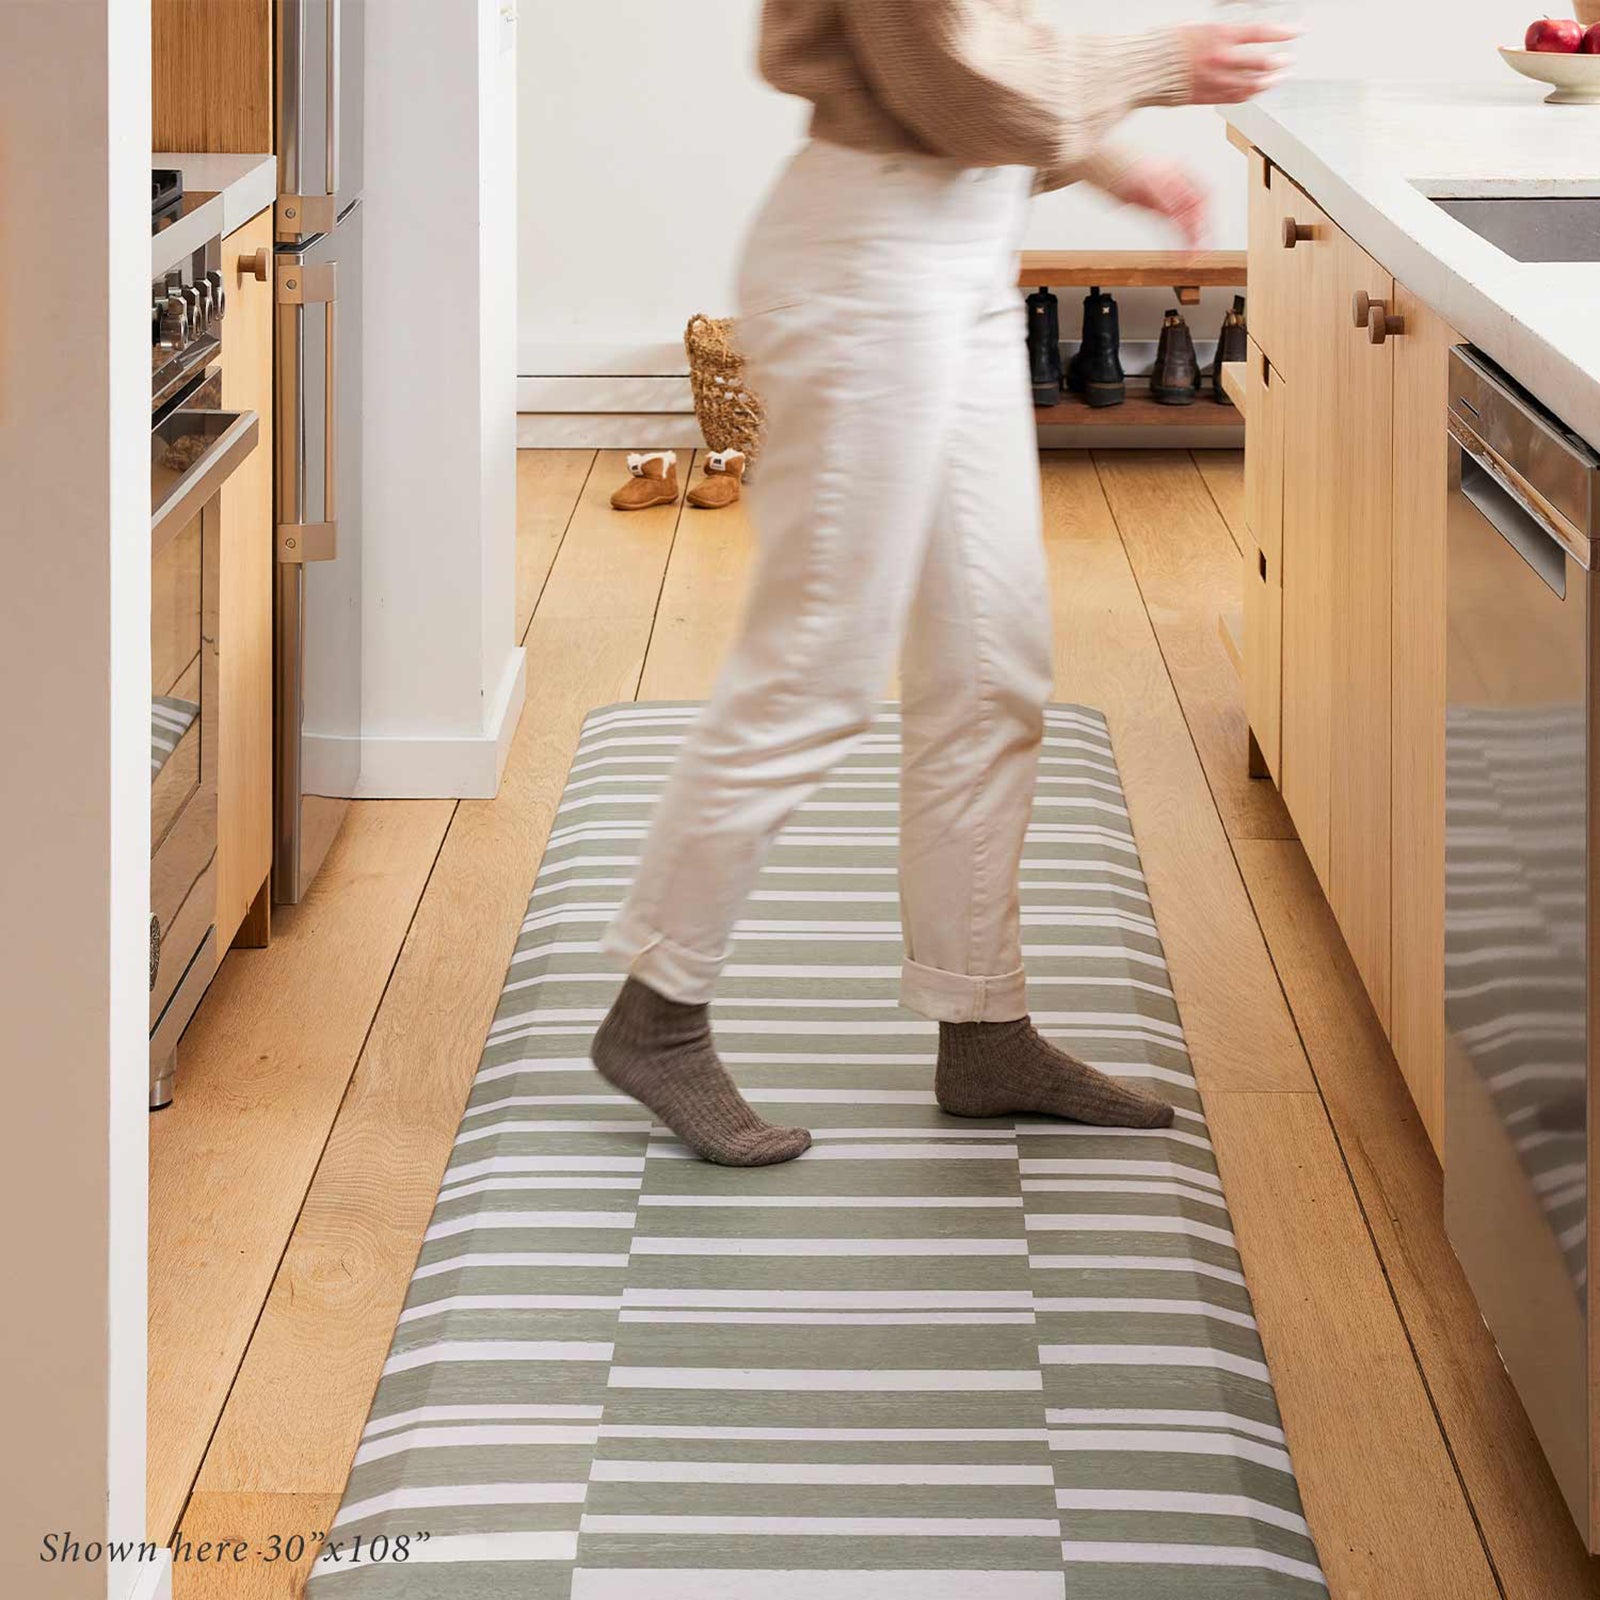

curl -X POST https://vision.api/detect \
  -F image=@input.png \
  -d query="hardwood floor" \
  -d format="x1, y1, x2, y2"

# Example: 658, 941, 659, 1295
149, 445, 1600, 1597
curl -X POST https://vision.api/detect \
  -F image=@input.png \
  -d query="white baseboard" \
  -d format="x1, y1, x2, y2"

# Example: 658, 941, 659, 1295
519, 340, 688, 378
305, 647, 528, 800
120, 1549, 172, 1600
518, 413, 704, 449
518, 374, 693, 413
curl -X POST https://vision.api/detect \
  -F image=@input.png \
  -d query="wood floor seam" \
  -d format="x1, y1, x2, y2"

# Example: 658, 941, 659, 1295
182, 799, 466, 1523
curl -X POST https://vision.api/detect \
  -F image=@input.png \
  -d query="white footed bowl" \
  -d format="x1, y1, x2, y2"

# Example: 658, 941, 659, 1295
1501, 46, 1600, 105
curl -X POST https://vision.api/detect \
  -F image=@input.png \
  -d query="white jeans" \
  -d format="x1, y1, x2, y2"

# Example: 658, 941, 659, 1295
604, 140, 1053, 1023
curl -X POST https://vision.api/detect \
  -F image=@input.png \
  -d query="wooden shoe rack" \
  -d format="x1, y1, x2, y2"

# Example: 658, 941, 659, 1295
1020, 250, 1247, 428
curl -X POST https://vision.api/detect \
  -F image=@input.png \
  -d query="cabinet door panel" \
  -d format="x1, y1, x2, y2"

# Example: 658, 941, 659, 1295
1246, 150, 1286, 367
217, 207, 275, 950
1244, 538, 1283, 783
1244, 343, 1286, 783
1279, 190, 1337, 888
1246, 152, 1316, 379
1390, 288, 1458, 1154
1328, 232, 1395, 1030
1245, 341, 1284, 571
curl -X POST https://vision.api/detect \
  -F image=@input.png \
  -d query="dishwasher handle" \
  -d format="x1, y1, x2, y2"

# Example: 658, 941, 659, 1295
1451, 413, 1588, 590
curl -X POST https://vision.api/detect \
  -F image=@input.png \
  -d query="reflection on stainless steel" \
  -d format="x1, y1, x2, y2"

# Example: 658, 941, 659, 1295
1444, 344, 1600, 1544
148, 442, 220, 1112
272, 0, 364, 904
147, 233, 260, 1108
152, 233, 225, 414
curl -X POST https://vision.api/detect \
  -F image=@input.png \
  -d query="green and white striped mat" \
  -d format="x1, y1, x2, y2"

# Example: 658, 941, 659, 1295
307, 703, 1325, 1599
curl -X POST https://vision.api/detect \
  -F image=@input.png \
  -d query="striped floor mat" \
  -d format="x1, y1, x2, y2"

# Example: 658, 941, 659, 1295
308, 703, 1325, 1599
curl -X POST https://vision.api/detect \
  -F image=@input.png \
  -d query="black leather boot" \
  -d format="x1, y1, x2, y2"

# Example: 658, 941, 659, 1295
1151, 308, 1201, 406
1212, 295, 1249, 404
1067, 289, 1125, 409
1026, 289, 1063, 407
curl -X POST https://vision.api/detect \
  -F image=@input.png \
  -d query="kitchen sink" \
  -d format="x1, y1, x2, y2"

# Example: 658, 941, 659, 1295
1428, 195, 1600, 262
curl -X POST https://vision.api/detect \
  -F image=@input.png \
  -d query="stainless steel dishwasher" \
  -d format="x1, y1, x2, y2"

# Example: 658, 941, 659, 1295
1444, 345, 1600, 1544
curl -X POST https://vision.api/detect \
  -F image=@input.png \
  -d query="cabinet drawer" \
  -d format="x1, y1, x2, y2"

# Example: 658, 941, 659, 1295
1246, 151, 1317, 378
1244, 341, 1284, 570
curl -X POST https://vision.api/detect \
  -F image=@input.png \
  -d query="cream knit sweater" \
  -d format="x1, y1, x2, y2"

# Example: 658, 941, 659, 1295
759, 0, 1193, 193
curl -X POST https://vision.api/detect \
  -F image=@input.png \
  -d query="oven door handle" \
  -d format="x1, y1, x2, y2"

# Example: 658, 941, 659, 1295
152, 411, 260, 557
1449, 411, 1591, 573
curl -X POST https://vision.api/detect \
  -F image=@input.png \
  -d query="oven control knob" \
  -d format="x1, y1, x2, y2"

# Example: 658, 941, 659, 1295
161, 292, 188, 349
194, 278, 213, 329
206, 269, 226, 320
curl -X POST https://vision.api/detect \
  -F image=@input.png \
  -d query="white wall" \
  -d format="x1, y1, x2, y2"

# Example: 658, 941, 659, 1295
360, 0, 524, 798
519, 0, 1530, 407
0, 3, 161, 1599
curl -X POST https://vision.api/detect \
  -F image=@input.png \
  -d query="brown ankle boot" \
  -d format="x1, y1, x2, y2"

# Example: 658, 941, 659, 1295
686, 449, 746, 510
611, 451, 679, 511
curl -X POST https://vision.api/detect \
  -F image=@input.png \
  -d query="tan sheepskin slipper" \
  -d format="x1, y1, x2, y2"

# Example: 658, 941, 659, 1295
685, 449, 746, 510
611, 451, 679, 511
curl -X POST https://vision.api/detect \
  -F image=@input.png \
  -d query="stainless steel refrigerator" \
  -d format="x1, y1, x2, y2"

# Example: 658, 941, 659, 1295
273, 0, 365, 903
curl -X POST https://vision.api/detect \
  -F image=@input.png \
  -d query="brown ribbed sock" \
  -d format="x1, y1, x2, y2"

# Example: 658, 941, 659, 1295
936, 1018, 1175, 1129
592, 978, 813, 1167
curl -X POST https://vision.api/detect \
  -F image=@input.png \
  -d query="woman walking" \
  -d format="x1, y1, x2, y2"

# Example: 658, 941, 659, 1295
593, 1, 1291, 1165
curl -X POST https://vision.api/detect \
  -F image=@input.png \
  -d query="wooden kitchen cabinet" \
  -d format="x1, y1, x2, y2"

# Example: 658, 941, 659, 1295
1271, 199, 1397, 1025
1390, 289, 1461, 1155
1243, 345, 1285, 782
1278, 184, 1337, 889
1327, 230, 1397, 1032
152, 0, 273, 153
1241, 140, 1464, 1146
1247, 151, 1308, 378
216, 206, 275, 951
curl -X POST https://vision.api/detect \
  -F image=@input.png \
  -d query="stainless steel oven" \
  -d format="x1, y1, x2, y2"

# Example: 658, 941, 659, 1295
149, 228, 259, 1108
1444, 345, 1600, 1542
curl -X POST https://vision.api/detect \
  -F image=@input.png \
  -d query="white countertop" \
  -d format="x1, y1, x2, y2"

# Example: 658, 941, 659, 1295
151, 153, 275, 278
1226, 83, 1600, 448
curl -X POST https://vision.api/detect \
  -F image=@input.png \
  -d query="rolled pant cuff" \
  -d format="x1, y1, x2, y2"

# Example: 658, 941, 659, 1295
900, 958, 1028, 1024
600, 908, 724, 1006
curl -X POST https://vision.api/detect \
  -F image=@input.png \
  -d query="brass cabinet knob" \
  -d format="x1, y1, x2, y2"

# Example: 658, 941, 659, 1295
238, 246, 271, 283
1282, 216, 1314, 249
1368, 305, 1406, 345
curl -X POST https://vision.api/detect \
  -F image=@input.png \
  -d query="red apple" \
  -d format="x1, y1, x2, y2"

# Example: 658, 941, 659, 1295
1526, 15, 1585, 50
1582, 20, 1600, 50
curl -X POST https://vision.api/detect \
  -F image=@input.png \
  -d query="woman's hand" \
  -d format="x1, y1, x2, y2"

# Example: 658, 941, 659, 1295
1179, 22, 1296, 104
1099, 159, 1210, 249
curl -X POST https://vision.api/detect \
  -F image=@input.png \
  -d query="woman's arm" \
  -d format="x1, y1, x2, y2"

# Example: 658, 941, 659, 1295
842, 2, 1289, 186
842, 0, 1189, 174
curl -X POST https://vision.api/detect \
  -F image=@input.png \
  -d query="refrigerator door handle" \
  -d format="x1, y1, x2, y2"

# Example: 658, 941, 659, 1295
276, 260, 339, 564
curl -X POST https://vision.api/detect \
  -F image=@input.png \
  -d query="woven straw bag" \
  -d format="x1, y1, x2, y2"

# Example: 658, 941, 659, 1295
684, 314, 765, 467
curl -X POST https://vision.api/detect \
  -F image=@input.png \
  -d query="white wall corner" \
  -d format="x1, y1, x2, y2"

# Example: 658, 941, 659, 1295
338, 644, 525, 799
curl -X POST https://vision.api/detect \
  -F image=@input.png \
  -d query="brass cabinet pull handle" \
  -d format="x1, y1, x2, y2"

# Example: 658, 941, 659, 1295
1282, 216, 1313, 249
239, 246, 271, 283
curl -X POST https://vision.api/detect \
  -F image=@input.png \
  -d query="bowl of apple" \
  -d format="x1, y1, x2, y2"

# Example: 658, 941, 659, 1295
1503, 16, 1600, 101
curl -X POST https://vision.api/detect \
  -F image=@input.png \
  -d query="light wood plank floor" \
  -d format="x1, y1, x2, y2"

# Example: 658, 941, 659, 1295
150, 446, 1600, 1598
